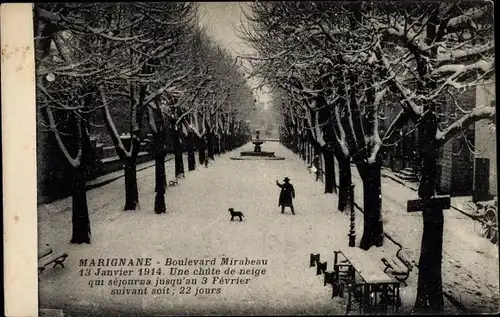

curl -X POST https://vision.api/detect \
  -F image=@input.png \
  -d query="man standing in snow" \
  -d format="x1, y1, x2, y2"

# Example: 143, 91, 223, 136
276, 177, 295, 215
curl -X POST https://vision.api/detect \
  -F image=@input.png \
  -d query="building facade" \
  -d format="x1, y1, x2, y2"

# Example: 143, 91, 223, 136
473, 81, 497, 201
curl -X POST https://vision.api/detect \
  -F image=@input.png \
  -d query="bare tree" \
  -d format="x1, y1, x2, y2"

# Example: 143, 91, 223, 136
367, 1, 495, 311
178, 27, 252, 164
34, 3, 197, 236
95, 3, 197, 211
243, 0, 495, 312
34, 3, 133, 243
239, 2, 379, 220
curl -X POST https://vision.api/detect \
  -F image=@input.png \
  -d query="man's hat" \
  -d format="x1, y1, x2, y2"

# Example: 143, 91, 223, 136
283, 177, 290, 182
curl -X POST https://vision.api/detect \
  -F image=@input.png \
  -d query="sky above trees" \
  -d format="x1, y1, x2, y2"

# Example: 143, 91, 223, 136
198, 2, 273, 113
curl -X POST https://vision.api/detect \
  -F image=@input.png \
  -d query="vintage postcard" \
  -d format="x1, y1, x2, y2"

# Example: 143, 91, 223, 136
2, 2, 498, 316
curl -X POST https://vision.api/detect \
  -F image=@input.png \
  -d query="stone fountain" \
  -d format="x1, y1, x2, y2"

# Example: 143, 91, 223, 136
231, 130, 285, 160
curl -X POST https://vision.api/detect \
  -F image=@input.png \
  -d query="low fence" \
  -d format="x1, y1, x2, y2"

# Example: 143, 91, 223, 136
91, 134, 155, 177
38, 134, 249, 204
38, 134, 155, 204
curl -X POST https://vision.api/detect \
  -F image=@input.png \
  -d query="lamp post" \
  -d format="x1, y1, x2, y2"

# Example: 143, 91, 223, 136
348, 183, 356, 247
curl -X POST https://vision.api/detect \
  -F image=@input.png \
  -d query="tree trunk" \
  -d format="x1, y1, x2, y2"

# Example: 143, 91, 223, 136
413, 110, 444, 313
413, 205, 444, 312
173, 129, 184, 177
220, 133, 226, 153
70, 165, 91, 244
309, 142, 312, 163
332, 153, 337, 192
359, 162, 384, 250
305, 141, 311, 166
199, 136, 206, 164
187, 151, 196, 171
214, 134, 220, 155
207, 132, 214, 160
154, 151, 167, 214
225, 134, 231, 151
305, 141, 309, 163
187, 133, 196, 171
293, 134, 298, 153
174, 150, 184, 177
322, 150, 337, 194
301, 139, 307, 161
217, 135, 221, 155
123, 157, 139, 211
337, 157, 352, 212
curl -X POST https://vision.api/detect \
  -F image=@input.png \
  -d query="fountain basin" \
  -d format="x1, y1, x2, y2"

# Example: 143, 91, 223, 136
240, 151, 276, 157
230, 156, 285, 160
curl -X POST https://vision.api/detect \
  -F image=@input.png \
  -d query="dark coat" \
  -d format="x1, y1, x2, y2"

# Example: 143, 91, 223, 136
277, 182, 295, 207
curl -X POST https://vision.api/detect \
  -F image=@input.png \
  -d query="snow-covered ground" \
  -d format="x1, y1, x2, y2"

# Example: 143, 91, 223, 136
38, 142, 499, 316
348, 166, 499, 313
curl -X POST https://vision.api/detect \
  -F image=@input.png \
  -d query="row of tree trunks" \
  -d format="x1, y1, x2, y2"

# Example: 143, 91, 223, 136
291, 133, 384, 251
284, 127, 359, 218
284, 128, 386, 253
290, 134, 347, 207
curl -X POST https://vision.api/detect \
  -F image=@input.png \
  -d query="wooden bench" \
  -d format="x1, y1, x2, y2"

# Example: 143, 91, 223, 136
381, 248, 414, 286
309, 253, 327, 276
38, 245, 68, 275
309, 253, 320, 267
316, 261, 327, 276
310, 253, 346, 291
333, 248, 401, 314
168, 178, 179, 187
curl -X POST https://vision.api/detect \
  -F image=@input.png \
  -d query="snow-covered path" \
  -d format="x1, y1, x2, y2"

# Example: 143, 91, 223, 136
38, 142, 498, 316
39, 142, 355, 316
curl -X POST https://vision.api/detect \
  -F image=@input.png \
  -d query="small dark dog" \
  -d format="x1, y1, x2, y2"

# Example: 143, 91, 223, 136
204, 159, 209, 167
228, 208, 244, 221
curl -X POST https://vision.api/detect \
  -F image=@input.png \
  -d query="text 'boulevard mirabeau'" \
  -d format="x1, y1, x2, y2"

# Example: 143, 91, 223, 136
79, 257, 268, 267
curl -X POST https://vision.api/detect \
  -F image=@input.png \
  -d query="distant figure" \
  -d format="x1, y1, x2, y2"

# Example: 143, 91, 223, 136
313, 154, 320, 169
276, 177, 295, 215
313, 154, 321, 181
